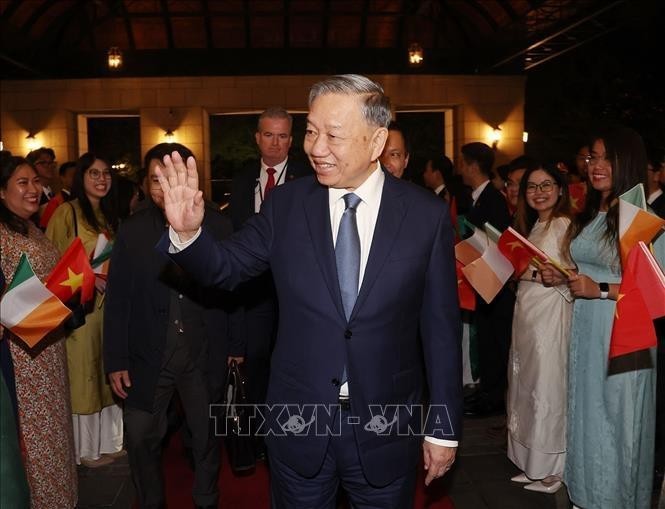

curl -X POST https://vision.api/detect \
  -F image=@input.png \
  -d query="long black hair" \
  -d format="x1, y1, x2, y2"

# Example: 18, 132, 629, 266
0, 151, 38, 235
71, 152, 118, 233
564, 125, 648, 263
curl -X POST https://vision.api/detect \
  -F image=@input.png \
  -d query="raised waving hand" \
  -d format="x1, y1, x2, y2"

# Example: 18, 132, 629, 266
155, 151, 205, 241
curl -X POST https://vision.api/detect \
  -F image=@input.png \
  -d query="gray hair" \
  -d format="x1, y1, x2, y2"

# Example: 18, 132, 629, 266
257, 106, 293, 132
308, 74, 392, 128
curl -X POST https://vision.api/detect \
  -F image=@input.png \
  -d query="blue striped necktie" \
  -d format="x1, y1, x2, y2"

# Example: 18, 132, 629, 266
336, 193, 362, 320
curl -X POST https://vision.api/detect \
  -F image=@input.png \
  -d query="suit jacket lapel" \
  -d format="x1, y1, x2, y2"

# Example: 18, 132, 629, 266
303, 182, 346, 320
352, 176, 407, 320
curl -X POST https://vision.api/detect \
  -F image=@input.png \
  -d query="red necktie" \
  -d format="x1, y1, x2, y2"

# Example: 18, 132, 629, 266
264, 167, 276, 199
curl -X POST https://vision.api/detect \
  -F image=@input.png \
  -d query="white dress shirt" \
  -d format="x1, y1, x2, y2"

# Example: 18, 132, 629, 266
255, 158, 289, 213
471, 179, 490, 206
648, 188, 663, 206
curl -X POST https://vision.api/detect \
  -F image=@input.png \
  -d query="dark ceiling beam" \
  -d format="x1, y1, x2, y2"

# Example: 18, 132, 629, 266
495, 0, 519, 22
40, 0, 92, 51
465, 0, 499, 32
118, 0, 136, 50
22, 0, 59, 35
160, 0, 174, 49
0, 0, 24, 21
84, 1, 97, 50
488, 0, 627, 71
441, 0, 473, 48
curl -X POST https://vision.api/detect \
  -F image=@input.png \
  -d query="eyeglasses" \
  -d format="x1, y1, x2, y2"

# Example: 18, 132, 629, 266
584, 155, 609, 166
525, 181, 556, 194
504, 181, 520, 190
87, 168, 112, 180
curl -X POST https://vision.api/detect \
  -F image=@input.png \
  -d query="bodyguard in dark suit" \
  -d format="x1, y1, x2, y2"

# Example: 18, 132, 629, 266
157, 75, 461, 508
103, 143, 244, 509
457, 142, 514, 417
229, 107, 311, 420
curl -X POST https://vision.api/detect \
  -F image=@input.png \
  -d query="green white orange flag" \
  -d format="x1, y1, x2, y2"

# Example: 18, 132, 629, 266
455, 226, 488, 266
619, 184, 665, 267
455, 222, 515, 303
0, 254, 71, 347
91, 233, 112, 280
461, 242, 514, 304
609, 242, 665, 358
45, 237, 96, 304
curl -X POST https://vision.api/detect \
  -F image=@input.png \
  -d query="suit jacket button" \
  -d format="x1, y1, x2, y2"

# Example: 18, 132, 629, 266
344, 330, 352, 339
331, 378, 340, 387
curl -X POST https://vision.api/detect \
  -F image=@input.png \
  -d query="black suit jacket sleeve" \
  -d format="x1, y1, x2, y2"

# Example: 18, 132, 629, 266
466, 184, 511, 233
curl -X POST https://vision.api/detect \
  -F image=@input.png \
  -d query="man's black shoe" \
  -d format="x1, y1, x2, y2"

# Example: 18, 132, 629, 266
463, 390, 484, 404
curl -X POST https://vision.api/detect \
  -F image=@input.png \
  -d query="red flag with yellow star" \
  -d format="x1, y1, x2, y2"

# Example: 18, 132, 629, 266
609, 242, 665, 359
568, 183, 586, 214
45, 237, 96, 305
497, 227, 549, 277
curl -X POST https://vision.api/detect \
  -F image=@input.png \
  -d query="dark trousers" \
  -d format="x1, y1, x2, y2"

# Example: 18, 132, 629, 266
124, 342, 220, 508
655, 318, 665, 473
268, 409, 417, 509
475, 287, 515, 405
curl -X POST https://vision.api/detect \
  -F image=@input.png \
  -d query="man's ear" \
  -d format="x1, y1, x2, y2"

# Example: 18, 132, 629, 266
404, 153, 410, 169
370, 127, 389, 162
255, 131, 261, 146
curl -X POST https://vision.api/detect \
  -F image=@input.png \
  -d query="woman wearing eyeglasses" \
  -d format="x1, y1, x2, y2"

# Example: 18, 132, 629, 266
542, 126, 665, 509
46, 152, 124, 468
506, 162, 573, 494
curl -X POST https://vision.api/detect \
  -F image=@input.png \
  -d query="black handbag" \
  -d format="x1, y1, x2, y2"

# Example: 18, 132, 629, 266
222, 360, 256, 473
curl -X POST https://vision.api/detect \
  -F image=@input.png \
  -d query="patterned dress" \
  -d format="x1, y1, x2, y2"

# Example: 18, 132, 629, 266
0, 221, 77, 509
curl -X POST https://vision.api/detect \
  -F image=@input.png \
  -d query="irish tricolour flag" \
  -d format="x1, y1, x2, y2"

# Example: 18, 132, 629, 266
0, 254, 71, 347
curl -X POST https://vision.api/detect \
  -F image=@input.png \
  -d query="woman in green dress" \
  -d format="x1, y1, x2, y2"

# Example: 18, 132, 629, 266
46, 152, 123, 468
543, 126, 664, 508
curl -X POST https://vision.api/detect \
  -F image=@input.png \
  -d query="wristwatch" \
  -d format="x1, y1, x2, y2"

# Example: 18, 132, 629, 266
598, 282, 609, 300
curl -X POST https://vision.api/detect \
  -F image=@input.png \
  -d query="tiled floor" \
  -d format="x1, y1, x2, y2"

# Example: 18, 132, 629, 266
76, 414, 573, 509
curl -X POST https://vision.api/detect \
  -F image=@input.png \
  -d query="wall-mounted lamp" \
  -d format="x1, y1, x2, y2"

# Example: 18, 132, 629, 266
490, 127, 502, 149
25, 132, 39, 151
408, 43, 424, 66
522, 131, 529, 143
164, 108, 176, 142
108, 46, 122, 69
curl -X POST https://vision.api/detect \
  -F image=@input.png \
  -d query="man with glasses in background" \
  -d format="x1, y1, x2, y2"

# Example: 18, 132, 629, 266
26, 147, 57, 205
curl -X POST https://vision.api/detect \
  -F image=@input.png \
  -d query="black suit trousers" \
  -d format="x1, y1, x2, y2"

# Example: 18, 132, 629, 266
475, 286, 515, 405
124, 337, 220, 508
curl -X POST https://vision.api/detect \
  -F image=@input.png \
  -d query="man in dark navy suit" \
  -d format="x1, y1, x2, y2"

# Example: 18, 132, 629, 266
157, 75, 461, 508
229, 108, 310, 440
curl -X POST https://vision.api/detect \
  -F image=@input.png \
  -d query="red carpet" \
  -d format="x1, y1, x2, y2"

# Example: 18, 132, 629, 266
154, 432, 455, 508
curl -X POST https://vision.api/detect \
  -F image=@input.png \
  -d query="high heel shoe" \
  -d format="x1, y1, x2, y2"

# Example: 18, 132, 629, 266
524, 480, 562, 493
510, 473, 531, 483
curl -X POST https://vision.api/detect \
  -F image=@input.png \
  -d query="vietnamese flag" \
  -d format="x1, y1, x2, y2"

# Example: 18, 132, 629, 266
497, 227, 549, 277
45, 237, 96, 304
568, 183, 586, 214
618, 184, 665, 267
609, 242, 665, 359
456, 260, 476, 311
